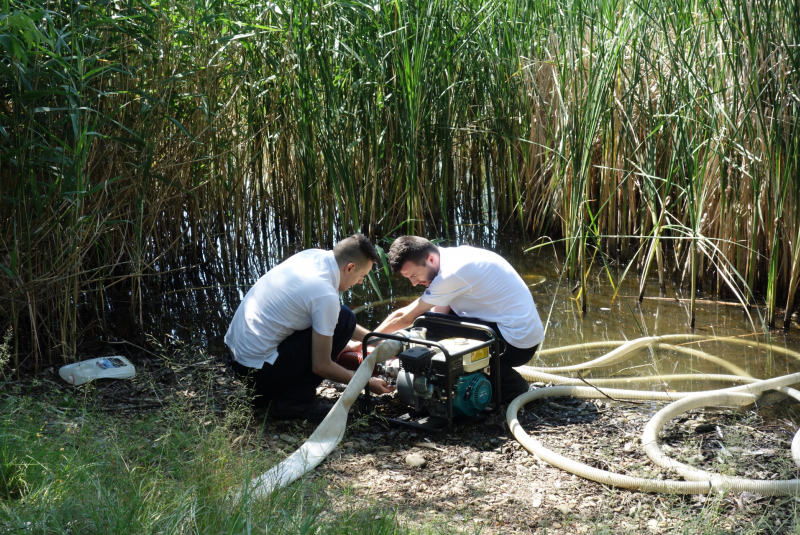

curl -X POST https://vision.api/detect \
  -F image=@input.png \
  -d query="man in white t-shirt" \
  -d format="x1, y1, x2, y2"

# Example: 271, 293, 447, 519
225, 234, 393, 420
374, 236, 543, 401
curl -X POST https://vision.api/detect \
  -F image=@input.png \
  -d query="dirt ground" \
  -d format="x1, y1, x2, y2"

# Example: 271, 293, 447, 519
306, 382, 799, 535
41, 350, 800, 535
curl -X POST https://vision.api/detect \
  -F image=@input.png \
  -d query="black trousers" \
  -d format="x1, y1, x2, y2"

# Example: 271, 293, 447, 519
414, 311, 538, 378
228, 305, 357, 407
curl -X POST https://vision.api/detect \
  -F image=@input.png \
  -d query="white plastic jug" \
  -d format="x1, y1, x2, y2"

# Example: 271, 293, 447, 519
59, 356, 136, 385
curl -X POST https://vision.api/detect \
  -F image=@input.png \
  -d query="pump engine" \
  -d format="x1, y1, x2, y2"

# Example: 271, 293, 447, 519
393, 337, 495, 419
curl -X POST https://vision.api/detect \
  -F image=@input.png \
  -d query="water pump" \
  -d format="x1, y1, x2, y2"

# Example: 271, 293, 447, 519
366, 318, 501, 429
395, 340, 494, 419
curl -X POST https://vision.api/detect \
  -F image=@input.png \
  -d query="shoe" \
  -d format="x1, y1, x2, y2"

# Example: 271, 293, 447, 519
269, 400, 334, 422
500, 369, 530, 403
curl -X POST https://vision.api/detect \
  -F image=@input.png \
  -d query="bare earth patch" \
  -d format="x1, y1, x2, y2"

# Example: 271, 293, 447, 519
292, 382, 799, 534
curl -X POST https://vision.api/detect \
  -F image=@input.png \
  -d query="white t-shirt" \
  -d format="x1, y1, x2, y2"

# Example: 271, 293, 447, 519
421, 246, 544, 349
224, 249, 341, 368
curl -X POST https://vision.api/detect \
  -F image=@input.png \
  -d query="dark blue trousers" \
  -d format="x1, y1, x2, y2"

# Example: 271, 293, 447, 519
229, 305, 357, 407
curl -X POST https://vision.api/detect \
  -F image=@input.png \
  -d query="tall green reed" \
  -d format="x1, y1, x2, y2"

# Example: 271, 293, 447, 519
1, 0, 799, 369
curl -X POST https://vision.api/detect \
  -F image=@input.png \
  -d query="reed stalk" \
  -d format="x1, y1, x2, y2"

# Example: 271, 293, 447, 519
1, 0, 799, 368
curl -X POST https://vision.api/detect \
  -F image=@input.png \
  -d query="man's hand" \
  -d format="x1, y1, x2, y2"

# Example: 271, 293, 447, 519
368, 377, 394, 394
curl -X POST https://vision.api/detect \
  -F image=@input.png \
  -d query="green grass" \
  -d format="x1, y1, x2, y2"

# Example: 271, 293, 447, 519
0, 389, 450, 535
0, 331, 470, 534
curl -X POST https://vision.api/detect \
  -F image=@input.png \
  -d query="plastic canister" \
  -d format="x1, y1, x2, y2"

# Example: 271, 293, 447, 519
59, 356, 136, 386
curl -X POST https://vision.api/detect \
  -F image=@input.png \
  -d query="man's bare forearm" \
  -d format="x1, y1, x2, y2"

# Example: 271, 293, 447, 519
313, 358, 355, 385
352, 323, 371, 343
374, 311, 414, 334
311, 329, 353, 384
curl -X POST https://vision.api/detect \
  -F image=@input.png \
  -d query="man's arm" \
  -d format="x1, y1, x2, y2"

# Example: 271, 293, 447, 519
342, 323, 373, 354
352, 323, 371, 343
373, 298, 436, 334
311, 329, 393, 394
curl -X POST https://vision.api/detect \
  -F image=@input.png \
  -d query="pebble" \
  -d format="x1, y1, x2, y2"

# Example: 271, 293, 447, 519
556, 504, 571, 516
279, 434, 297, 444
406, 453, 427, 467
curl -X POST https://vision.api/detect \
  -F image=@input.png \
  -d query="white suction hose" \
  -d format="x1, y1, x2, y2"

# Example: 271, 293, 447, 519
242, 337, 406, 499
531, 336, 755, 376
643, 384, 800, 473
242, 332, 800, 497
508, 337, 800, 495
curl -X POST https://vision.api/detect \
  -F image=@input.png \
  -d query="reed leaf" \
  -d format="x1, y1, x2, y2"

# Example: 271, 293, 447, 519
2, 0, 799, 368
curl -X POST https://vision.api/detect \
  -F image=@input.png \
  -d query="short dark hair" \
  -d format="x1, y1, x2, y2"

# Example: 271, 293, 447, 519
387, 236, 438, 273
333, 234, 380, 268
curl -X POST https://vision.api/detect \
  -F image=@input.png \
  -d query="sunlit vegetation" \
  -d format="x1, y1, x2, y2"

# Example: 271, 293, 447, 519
1, 0, 798, 368
0, 387, 430, 534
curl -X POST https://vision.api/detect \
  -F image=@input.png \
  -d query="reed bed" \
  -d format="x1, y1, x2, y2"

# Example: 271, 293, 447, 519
1, 0, 798, 368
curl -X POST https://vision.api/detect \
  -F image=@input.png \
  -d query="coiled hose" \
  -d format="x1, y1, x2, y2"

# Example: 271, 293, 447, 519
244, 333, 800, 496
509, 335, 800, 495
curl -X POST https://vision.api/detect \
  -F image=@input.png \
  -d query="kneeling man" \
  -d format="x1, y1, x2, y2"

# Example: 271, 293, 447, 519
375, 236, 544, 401
225, 234, 394, 420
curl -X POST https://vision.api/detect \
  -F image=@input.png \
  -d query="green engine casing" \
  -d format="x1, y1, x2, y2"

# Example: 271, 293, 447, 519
452, 373, 492, 417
